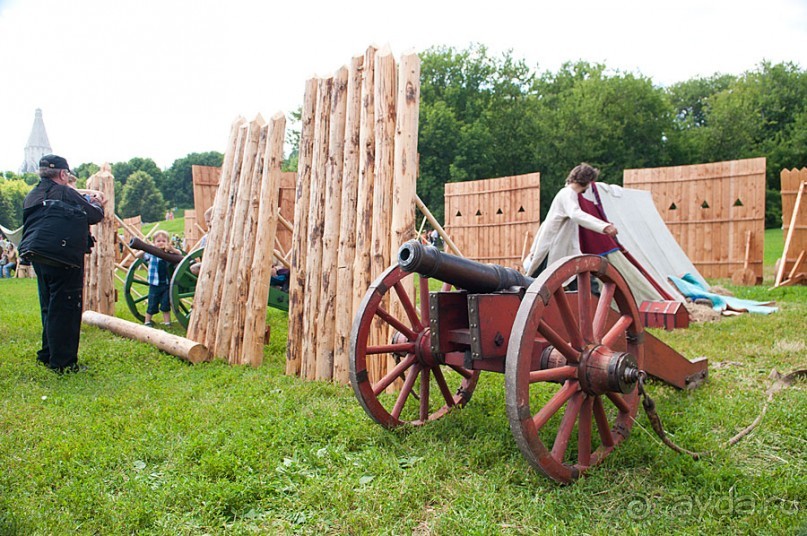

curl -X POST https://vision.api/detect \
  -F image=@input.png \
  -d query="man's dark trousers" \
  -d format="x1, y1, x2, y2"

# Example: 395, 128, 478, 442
33, 262, 84, 371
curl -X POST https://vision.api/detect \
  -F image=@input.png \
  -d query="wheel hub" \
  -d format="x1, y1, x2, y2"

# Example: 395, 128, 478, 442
578, 344, 639, 395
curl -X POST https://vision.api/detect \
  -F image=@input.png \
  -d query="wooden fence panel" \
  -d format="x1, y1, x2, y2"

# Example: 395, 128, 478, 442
624, 158, 766, 281
444, 173, 541, 269
780, 168, 807, 275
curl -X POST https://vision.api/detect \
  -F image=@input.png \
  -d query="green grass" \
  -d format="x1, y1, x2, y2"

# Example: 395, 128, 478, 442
0, 231, 805, 534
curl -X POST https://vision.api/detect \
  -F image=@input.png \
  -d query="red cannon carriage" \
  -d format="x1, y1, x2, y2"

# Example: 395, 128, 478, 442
349, 241, 707, 483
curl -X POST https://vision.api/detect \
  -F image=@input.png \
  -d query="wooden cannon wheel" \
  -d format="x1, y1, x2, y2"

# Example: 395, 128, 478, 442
123, 257, 152, 323
505, 255, 644, 484
349, 264, 480, 427
123, 252, 182, 325
169, 248, 204, 329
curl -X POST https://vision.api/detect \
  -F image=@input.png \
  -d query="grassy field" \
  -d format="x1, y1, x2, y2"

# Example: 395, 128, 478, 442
0, 229, 804, 535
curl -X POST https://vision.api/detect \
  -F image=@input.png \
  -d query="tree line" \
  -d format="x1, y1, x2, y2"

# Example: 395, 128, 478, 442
416, 45, 807, 227
3, 45, 804, 230
0, 152, 223, 228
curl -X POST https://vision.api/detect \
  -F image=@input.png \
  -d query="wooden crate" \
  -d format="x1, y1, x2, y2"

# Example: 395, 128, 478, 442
639, 301, 689, 331
444, 172, 541, 269
623, 158, 766, 281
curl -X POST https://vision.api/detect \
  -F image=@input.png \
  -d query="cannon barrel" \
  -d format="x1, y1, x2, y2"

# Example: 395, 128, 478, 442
129, 237, 184, 264
397, 240, 533, 293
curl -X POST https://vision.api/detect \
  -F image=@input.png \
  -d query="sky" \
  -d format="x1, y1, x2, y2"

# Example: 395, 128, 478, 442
1, 0, 806, 173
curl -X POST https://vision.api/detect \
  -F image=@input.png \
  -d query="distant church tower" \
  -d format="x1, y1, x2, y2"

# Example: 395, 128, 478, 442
19, 108, 52, 173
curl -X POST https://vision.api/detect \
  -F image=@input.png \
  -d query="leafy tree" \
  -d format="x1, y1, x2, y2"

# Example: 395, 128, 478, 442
74, 162, 100, 180
111, 157, 164, 189
161, 152, 223, 208
118, 171, 166, 221
0, 179, 32, 228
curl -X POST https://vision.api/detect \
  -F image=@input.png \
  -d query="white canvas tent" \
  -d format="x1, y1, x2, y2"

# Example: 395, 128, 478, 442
586, 183, 708, 303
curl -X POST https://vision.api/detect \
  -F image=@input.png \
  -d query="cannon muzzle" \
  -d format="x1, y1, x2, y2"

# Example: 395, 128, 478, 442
129, 237, 184, 264
397, 240, 533, 293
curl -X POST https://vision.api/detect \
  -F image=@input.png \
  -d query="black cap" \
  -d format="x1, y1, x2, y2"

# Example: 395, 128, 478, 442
39, 154, 70, 170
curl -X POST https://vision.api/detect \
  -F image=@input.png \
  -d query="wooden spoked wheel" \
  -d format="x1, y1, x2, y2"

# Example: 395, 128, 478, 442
350, 264, 480, 428
169, 248, 204, 329
123, 257, 151, 323
505, 255, 644, 484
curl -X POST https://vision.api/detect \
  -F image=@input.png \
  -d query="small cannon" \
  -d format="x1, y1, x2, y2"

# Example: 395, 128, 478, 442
122, 241, 290, 329
349, 241, 707, 483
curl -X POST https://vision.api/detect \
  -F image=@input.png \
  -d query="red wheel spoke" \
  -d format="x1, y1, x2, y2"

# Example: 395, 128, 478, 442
538, 321, 579, 363
593, 396, 614, 447
532, 381, 579, 430
601, 314, 633, 348
577, 273, 594, 343
365, 342, 415, 355
393, 280, 423, 332
432, 366, 456, 407
592, 282, 616, 343
529, 365, 577, 384
372, 354, 416, 396
419, 367, 431, 421
606, 391, 631, 414
448, 364, 473, 380
374, 305, 418, 341
553, 289, 585, 350
551, 391, 584, 461
391, 364, 421, 420
578, 395, 594, 467
419, 276, 431, 326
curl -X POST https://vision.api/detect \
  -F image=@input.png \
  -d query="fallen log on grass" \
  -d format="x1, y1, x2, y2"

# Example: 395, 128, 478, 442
81, 310, 211, 363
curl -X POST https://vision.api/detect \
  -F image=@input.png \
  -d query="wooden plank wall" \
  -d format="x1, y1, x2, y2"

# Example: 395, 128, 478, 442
623, 158, 766, 281
286, 46, 420, 386
444, 173, 541, 269
780, 168, 807, 274
190, 166, 295, 253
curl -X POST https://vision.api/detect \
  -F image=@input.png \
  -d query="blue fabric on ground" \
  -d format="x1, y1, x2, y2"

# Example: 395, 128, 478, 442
669, 273, 778, 315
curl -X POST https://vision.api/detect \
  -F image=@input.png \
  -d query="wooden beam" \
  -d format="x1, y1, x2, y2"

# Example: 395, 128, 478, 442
82, 310, 211, 363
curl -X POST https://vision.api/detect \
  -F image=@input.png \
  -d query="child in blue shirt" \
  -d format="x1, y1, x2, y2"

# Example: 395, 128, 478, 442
135, 230, 180, 326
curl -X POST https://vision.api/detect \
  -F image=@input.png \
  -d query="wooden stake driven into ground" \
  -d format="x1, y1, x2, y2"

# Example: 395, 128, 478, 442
351, 45, 377, 338
83, 164, 116, 315
301, 76, 333, 380
316, 66, 349, 381
369, 46, 397, 385
333, 53, 364, 384
241, 112, 286, 366
285, 78, 318, 377
187, 116, 245, 348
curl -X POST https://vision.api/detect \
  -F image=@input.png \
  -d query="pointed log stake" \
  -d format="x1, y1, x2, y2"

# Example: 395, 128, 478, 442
333, 53, 364, 384
301, 76, 333, 380
316, 65, 349, 381
352, 45, 377, 335
388, 51, 421, 388
370, 46, 397, 385
82, 311, 211, 363
215, 115, 266, 360
229, 122, 270, 364
242, 112, 286, 366
187, 116, 245, 344
286, 78, 318, 376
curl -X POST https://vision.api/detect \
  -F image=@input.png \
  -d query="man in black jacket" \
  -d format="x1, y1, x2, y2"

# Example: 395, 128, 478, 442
21, 155, 106, 373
